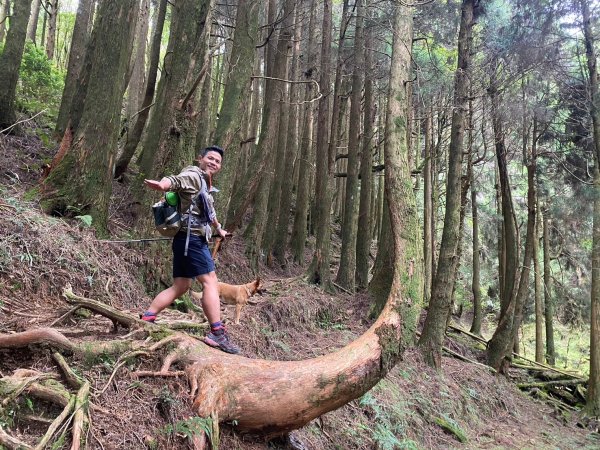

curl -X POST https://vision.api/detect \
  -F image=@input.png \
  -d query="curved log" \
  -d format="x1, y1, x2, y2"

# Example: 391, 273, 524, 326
148, 303, 403, 434
0, 328, 75, 351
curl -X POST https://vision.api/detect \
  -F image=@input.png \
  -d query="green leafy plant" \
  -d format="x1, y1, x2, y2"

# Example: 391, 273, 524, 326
15, 43, 65, 124
75, 215, 93, 228
161, 416, 215, 445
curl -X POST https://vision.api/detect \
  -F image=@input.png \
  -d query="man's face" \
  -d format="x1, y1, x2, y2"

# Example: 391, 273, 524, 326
197, 150, 222, 176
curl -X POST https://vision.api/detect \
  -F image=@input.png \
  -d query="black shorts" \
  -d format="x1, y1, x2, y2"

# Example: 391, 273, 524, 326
172, 232, 215, 279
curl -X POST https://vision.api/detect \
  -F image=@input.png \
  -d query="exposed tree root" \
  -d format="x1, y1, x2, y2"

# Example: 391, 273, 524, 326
34, 393, 76, 450
4, 273, 409, 441
0, 426, 32, 450
0, 369, 91, 450
132, 370, 187, 378
52, 352, 84, 389
0, 328, 75, 351
71, 382, 90, 450
63, 284, 145, 329
49, 306, 81, 327
99, 350, 149, 395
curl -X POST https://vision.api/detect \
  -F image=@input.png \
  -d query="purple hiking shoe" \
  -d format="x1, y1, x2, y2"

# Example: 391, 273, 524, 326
204, 327, 240, 354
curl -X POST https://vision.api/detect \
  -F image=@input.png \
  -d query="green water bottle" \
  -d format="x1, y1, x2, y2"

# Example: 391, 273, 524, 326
165, 191, 179, 206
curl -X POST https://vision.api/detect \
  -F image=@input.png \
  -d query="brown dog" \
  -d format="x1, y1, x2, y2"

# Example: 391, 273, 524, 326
190, 278, 261, 324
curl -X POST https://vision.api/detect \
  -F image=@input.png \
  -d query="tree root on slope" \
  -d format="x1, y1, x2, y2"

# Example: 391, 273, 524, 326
0, 370, 90, 449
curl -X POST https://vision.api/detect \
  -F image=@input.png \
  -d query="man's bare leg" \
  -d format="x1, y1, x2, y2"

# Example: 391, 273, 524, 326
146, 277, 192, 315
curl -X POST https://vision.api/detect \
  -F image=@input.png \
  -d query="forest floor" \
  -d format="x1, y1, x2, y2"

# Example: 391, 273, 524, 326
0, 128, 599, 449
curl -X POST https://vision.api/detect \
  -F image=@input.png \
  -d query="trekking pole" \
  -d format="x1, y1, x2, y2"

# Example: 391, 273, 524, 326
96, 237, 172, 244
211, 234, 233, 259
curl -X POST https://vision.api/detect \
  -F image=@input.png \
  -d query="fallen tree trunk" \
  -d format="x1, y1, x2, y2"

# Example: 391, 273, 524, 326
517, 379, 588, 389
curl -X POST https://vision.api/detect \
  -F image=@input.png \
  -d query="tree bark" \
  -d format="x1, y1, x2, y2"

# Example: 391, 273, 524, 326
126, 0, 150, 120
290, 0, 317, 263
487, 124, 538, 372
534, 193, 544, 363
41, 1, 140, 231
113, 0, 167, 178
273, 3, 303, 265
356, 14, 375, 291
225, 0, 286, 232
381, 1, 421, 346
307, 0, 334, 287
45, 0, 58, 60
418, 0, 476, 368
542, 209, 556, 365
54, 0, 93, 138
0, 0, 10, 43
194, 49, 213, 150
580, 0, 600, 416
26, 0, 40, 42
243, 0, 294, 266
138, 0, 211, 183
470, 156, 482, 335
335, 0, 365, 291
0, 0, 33, 130
423, 114, 433, 306
264, 1, 297, 263
212, 0, 260, 213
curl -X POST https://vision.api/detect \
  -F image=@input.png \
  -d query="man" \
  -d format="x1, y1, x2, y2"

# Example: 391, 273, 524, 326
141, 145, 240, 354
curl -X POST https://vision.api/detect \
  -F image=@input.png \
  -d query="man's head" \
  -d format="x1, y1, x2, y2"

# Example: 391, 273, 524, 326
196, 146, 224, 176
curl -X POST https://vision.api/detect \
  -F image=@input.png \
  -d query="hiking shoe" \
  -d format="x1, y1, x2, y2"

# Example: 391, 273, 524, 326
140, 312, 157, 323
204, 327, 240, 354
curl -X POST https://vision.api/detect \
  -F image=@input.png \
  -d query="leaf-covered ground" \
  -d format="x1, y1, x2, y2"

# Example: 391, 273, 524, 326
0, 130, 598, 449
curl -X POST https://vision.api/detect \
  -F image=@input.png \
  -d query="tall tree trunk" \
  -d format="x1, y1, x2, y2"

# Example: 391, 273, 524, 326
264, 2, 296, 263
534, 190, 544, 362
138, 0, 211, 185
0, 0, 33, 130
542, 209, 556, 365
244, 0, 294, 266
487, 134, 537, 372
194, 51, 213, 150
0, 0, 10, 43
423, 114, 433, 306
307, 0, 334, 287
470, 157, 482, 335
418, 0, 476, 368
370, 196, 393, 315
26, 0, 40, 42
336, 0, 365, 291
45, 0, 58, 60
290, 0, 317, 263
54, 0, 93, 138
580, 0, 600, 416
113, 0, 167, 178
212, 0, 260, 213
273, 4, 303, 265
126, 0, 150, 120
382, 1, 421, 345
225, 0, 287, 232
492, 74, 519, 318
41, 0, 140, 232
356, 14, 375, 291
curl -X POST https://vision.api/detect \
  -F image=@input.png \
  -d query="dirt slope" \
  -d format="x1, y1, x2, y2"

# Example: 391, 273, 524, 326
0, 130, 597, 449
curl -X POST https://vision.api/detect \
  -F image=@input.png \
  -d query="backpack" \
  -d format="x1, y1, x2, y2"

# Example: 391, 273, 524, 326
151, 170, 212, 255
152, 198, 182, 237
